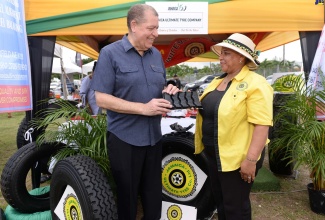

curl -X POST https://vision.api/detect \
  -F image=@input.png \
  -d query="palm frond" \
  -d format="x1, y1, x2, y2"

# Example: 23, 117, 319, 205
269, 74, 325, 190
31, 99, 110, 175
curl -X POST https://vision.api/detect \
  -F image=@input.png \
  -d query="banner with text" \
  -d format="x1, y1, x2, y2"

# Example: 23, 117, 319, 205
146, 2, 208, 35
0, 0, 32, 113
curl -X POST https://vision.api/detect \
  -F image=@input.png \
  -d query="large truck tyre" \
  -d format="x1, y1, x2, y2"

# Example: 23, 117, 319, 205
16, 116, 29, 149
0, 142, 65, 213
50, 155, 117, 220
161, 132, 217, 219
3, 187, 51, 220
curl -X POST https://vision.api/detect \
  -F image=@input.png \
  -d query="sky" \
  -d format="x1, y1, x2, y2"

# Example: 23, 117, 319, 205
62, 40, 303, 69
182, 40, 303, 69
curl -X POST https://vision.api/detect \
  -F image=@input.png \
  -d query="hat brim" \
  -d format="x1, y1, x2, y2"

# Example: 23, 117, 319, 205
211, 42, 258, 70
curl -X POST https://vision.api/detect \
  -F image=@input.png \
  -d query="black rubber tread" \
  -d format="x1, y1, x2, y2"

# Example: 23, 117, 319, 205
0, 142, 65, 213
0, 208, 5, 220
161, 132, 217, 219
50, 155, 117, 220
163, 92, 202, 109
16, 116, 29, 149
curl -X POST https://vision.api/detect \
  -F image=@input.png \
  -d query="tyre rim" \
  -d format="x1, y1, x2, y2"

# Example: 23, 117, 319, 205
162, 153, 207, 201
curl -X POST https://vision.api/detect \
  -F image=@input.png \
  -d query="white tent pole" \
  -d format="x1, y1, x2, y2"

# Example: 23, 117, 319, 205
59, 47, 69, 99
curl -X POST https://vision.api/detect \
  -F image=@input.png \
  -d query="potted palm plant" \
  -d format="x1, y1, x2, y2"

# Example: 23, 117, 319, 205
33, 99, 110, 174
269, 73, 325, 215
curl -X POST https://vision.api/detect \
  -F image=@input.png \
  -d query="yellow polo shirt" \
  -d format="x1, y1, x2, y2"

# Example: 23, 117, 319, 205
194, 66, 273, 171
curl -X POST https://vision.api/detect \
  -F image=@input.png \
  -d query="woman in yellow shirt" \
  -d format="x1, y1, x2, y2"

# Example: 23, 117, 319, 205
195, 33, 273, 219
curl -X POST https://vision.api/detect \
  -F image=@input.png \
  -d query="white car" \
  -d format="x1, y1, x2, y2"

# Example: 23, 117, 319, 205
198, 83, 209, 96
50, 82, 60, 90
266, 75, 273, 85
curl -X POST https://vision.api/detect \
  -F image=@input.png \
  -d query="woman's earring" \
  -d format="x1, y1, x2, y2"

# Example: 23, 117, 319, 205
239, 60, 242, 63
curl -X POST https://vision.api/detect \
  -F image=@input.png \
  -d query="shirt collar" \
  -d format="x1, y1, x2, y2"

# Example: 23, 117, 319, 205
233, 65, 250, 81
122, 34, 153, 54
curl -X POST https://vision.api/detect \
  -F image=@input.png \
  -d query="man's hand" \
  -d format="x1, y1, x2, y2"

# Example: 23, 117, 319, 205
143, 98, 173, 116
163, 84, 180, 95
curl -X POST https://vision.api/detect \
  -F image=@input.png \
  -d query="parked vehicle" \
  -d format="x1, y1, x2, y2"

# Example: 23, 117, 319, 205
266, 75, 273, 85
184, 74, 219, 92
197, 73, 223, 95
198, 83, 209, 96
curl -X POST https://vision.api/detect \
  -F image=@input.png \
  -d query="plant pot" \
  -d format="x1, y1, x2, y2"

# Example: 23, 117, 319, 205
307, 183, 325, 215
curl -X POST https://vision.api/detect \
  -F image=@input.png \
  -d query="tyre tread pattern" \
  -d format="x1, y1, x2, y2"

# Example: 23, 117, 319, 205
51, 155, 117, 220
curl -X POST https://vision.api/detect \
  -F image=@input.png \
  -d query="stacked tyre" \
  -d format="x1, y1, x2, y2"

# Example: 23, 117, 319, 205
0, 142, 118, 219
161, 132, 217, 219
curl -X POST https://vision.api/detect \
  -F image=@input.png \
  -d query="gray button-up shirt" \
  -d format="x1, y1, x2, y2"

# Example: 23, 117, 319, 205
90, 35, 166, 146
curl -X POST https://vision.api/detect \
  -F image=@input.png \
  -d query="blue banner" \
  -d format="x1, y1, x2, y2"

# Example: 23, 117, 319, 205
0, 0, 32, 113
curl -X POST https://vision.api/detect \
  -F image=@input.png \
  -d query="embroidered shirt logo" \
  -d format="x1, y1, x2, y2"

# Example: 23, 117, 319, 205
237, 82, 248, 91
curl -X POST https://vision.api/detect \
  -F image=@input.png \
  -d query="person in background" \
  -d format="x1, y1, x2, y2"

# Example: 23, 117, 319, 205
194, 33, 273, 220
7, 112, 12, 118
79, 61, 100, 115
90, 4, 179, 220
173, 74, 182, 89
73, 84, 80, 100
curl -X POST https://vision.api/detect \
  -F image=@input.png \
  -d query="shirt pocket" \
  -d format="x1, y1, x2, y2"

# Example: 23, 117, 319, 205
120, 65, 139, 74
150, 65, 165, 87
150, 65, 164, 74
117, 65, 139, 84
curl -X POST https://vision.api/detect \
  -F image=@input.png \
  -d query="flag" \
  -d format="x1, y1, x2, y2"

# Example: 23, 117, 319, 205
306, 24, 325, 120
75, 52, 82, 67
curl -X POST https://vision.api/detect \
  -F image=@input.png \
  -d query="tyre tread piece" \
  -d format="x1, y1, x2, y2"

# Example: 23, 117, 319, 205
178, 92, 187, 108
163, 92, 202, 109
185, 92, 195, 107
191, 92, 202, 108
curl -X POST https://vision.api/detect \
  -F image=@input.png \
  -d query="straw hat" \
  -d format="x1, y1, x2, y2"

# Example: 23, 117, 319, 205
211, 33, 260, 70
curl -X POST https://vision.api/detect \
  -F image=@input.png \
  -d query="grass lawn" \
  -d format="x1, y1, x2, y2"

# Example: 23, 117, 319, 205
0, 111, 25, 210
0, 111, 324, 219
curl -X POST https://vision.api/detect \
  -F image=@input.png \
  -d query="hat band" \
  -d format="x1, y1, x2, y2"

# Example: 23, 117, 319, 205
223, 39, 260, 60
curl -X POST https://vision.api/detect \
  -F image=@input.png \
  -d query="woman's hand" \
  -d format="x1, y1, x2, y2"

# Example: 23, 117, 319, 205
239, 159, 257, 183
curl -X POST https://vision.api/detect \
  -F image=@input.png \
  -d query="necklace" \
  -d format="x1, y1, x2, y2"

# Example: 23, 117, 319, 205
223, 76, 232, 84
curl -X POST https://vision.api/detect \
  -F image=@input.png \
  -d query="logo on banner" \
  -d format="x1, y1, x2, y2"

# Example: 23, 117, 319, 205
184, 43, 205, 57
315, 0, 324, 5
168, 4, 187, 11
